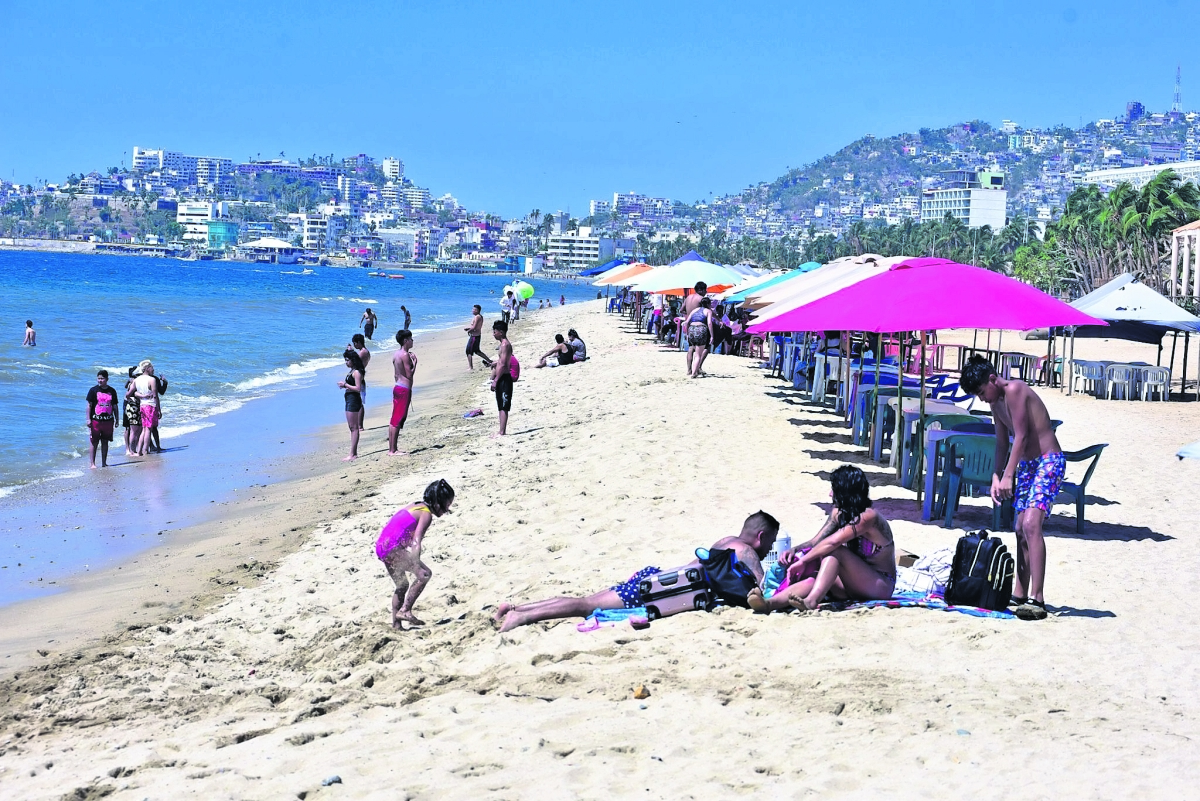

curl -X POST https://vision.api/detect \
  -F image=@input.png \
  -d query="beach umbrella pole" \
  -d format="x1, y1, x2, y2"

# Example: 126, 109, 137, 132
916, 331, 927, 500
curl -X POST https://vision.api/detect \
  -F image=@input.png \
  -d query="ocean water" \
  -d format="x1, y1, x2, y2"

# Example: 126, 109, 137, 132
0, 251, 599, 497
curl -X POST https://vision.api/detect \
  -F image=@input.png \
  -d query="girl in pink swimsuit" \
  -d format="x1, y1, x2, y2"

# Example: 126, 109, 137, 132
375, 479, 455, 629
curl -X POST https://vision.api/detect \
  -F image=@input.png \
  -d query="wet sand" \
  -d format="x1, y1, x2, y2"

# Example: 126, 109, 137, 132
1, 301, 1198, 799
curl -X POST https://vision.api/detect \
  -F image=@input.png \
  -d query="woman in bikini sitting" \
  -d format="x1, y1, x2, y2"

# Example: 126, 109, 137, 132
748, 465, 896, 612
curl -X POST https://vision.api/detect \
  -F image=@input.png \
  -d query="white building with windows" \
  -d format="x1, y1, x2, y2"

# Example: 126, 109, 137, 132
176, 201, 228, 243
1084, 159, 1200, 189
382, 157, 404, 181
920, 170, 1008, 229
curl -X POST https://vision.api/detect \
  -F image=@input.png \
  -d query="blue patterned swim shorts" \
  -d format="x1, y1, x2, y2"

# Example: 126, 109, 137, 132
1014, 451, 1067, 514
611, 566, 661, 608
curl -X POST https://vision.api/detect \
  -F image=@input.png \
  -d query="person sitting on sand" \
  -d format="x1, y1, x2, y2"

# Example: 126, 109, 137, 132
375, 479, 455, 628
567, 328, 587, 362
534, 334, 575, 368
494, 510, 779, 632
748, 465, 895, 613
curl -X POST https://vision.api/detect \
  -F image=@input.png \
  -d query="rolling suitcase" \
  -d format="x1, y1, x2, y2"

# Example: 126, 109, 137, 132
637, 564, 712, 620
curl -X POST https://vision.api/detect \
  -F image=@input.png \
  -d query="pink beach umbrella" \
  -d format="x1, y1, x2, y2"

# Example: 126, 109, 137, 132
749, 257, 1106, 334
749, 257, 1108, 502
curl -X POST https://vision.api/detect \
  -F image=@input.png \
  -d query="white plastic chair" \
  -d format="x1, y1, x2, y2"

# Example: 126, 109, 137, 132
1071, 362, 1104, 395
1104, 364, 1136, 400
1139, 366, 1170, 402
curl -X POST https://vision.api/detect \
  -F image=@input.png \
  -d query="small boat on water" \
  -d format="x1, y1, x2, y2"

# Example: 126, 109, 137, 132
387, 273, 405, 279
368, 271, 405, 279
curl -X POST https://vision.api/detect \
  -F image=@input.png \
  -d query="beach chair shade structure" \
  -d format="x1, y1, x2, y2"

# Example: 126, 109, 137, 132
627, 258, 745, 295
1068, 273, 1200, 338
940, 435, 1003, 529
593, 262, 653, 286
1056, 445, 1107, 534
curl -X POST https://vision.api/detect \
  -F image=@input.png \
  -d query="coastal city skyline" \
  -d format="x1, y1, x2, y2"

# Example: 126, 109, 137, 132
3, 1, 1199, 217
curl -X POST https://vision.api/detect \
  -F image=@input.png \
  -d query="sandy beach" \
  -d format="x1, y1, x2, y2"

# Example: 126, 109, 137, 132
2, 299, 1199, 799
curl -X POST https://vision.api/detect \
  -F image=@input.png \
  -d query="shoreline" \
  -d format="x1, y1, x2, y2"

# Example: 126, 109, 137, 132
0, 311, 510, 672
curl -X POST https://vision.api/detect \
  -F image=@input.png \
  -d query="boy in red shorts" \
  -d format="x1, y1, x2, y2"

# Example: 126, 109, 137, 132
961, 355, 1064, 620
85, 369, 119, 468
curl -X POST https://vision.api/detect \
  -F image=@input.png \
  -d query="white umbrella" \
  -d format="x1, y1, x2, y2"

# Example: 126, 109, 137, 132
628, 259, 744, 294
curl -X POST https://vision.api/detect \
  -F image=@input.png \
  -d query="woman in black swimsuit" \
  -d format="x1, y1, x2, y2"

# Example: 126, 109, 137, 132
748, 465, 896, 612
337, 348, 365, 461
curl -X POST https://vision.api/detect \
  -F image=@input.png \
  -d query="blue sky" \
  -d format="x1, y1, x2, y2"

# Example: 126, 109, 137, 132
2, 0, 1197, 217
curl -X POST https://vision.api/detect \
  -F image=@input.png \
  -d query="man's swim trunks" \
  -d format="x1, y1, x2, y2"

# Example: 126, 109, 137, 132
494, 373, 513, 412
89, 419, 114, 443
687, 322, 710, 347
466, 335, 480, 355
139, 404, 159, 429
1014, 451, 1066, 514
611, 566, 662, 608
390, 384, 411, 429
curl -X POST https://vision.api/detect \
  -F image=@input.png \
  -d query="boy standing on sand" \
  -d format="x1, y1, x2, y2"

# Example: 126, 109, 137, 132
401, 305, 412, 331
960, 355, 1064, 621
490, 320, 513, 437
494, 511, 779, 631
85, 370, 119, 468
389, 329, 416, 456
464, 304, 493, 370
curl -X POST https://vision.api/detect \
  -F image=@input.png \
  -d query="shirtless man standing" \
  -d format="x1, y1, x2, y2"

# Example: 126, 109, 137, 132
494, 510, 779, 632
490, 320, 513, 437
960, 355, 1063, 621
352, 333, 371, 432
388, 329, 416, 456
464, 304, 492, 370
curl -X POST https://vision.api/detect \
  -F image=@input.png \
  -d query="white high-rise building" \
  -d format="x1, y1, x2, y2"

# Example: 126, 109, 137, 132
920, 170, 1008, 229
382, 157, 405, 181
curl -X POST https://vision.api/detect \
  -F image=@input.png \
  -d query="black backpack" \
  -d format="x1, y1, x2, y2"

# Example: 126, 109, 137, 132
696, 548, 758, 608
944, 530, 1014, 611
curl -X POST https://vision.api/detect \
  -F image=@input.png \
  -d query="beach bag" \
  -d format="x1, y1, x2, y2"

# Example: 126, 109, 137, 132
944, 530, 1014, 611
696, 547, 758, 608
509, 356, 521, 381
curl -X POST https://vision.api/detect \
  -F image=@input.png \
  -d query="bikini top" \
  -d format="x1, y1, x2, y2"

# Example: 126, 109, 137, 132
688, 309, 708, 324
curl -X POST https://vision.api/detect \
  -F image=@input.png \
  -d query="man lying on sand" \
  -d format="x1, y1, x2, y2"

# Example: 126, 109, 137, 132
494, 511, 779, 632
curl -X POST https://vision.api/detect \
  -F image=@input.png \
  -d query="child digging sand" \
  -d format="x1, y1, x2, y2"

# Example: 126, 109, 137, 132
375, 479, 455, 628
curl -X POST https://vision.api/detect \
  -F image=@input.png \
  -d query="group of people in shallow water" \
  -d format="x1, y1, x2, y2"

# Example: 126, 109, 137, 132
83, 360, 167, 468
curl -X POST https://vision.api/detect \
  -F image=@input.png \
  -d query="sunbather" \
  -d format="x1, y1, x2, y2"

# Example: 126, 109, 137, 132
493, 511, 779, 632
748, 465, 895, 612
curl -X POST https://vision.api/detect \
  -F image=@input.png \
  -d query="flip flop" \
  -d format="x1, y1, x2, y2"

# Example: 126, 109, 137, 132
1014, 599, 1048, 621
